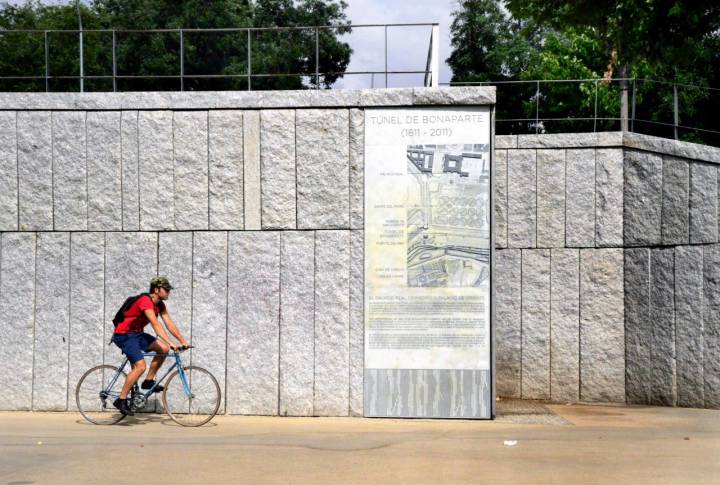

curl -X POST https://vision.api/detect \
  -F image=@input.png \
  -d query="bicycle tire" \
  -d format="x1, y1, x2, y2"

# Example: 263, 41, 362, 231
76, 364, 128, 425
162, 366, 221, 427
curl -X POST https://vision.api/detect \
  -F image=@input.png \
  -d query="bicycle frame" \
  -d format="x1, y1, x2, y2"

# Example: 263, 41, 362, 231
103, 350, 191, 400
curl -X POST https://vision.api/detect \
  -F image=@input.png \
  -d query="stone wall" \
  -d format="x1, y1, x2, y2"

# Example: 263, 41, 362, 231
495, 132, 720, 409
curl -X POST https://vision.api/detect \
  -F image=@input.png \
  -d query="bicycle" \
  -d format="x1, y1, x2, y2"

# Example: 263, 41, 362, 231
75, 346, 221, 427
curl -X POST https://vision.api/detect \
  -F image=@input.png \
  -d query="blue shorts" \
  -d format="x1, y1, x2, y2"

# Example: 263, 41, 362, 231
112, 332, 157, 364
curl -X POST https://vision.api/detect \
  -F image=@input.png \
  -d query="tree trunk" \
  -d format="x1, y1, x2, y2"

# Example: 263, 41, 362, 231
619, 64, 628, 131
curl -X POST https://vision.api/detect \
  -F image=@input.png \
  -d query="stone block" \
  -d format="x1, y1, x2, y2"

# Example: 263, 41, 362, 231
314, 231, 350, 416
536, 150, 565, 248
158, 233, 193, 339
209, 110, 244, 230
191, 232, 228, 412
33, 233, 70, 411
495, 135, 517, 149
68, 232, 105, 410
279, 231, 315, 416
624, 247, 651, 404
649, 248, 676, 405
689, 163, 718, 244
595, 148, 623, 247
17, 112, 53, 230
349, 230, 364, 415
227, 232, 280, 415
703, 244, 720, 408
494, 150, 508, 248
550, 249, 580, 402
624, 150, 662, 246
566, 149, 595, 247
174, 111, 209, 230
521, 249, 551, 399
121, 111, 140, 231
243, 111, 261, 230
87, 111, 122, 231
507, 150, 536, 248
296, 109, 350, 229
661, 156, 690, 245
0, 233, 36, 410
412, 87, 495, 105
349, 109, 364, 229
494, 249, 521, 397
138, 111, 174, 230
52, 111, 87, 231
260, 110, 296, 229
674, 246, 704, 408
519, 133, 601, 149
358, 88, 413, 107
0, 112, 18, 231
579, 248, 624, 402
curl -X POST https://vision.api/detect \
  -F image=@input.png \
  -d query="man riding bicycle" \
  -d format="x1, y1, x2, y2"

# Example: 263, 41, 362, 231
112, 276, 190, 416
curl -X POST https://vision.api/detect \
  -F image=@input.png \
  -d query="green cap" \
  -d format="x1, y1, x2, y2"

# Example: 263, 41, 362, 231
150, 276, 174, 290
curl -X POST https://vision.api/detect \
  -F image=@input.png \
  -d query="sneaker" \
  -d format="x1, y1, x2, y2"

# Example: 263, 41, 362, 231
141, 380, 164, 393
113, 398, 134, 416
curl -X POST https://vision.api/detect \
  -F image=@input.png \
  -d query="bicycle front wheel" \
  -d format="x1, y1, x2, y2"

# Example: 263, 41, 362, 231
76, 364, 127, 425
162, 366, 221, 427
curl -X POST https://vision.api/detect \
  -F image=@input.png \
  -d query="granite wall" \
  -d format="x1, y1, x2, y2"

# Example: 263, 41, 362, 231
495, 132, 720, 409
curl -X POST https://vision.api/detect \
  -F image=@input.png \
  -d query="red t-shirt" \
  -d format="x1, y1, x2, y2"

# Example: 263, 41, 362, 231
114, 295, 166, 334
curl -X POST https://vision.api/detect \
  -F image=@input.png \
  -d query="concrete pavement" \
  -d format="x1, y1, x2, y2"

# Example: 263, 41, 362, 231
0, 401, 718, 484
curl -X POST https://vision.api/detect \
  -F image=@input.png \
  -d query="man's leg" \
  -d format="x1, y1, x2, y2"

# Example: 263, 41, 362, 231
120, 359, 146, 399
145, 339, 169, 381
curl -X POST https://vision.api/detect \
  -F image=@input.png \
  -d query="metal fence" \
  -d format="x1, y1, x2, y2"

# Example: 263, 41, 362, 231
0, 24, 439, 91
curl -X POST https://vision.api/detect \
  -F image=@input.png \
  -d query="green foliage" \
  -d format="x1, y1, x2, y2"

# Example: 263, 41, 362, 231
0, 0, 352, 91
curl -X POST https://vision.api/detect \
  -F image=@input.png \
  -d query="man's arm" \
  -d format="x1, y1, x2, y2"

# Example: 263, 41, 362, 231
143, 308, 177, 348
159, 309, 190, 347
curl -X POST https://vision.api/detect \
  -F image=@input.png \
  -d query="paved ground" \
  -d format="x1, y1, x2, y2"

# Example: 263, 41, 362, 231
0, 401, 718, 484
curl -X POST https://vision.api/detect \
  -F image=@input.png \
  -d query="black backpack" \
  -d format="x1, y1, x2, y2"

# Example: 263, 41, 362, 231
112, 293, 151, 328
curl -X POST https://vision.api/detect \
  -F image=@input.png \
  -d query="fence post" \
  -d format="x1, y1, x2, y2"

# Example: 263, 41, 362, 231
112, 30, 117, 93
535, 80, 540, 134
673, 83, 679, 140
179, 29, 184, 91
44, 31, 49, 93
594, 79, 598, 132
315, 27, 320, 89
631, 78, 636, 132
76, 1, 84, 92
384, 25, 388, 88
247, 29, 251, 91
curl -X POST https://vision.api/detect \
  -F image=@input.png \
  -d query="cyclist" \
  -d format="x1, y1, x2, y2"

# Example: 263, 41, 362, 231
112, 276, 190, 416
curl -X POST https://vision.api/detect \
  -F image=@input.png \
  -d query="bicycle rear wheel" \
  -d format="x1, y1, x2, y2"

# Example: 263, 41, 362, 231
76, 364, 127, 425
162, 366, 220, 427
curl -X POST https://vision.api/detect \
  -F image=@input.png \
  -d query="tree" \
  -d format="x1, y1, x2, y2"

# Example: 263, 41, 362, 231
0, 0, 352, 92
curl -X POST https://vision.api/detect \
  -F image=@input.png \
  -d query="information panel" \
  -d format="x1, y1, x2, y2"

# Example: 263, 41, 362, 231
364, 107, 492, 418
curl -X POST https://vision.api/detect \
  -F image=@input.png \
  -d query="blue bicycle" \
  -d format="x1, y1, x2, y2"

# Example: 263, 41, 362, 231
75, 347, 220, 427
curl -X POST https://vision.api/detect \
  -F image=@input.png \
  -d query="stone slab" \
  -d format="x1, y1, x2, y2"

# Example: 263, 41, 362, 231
494, 150, 508, 248
314, 231, 350, 416
138, 111, 174, 230
624, 248, 651, 404
349, 230, 364, 416
661, 156, 690, 245
121, 111, 140, 231
297, 110, 350, 229
565, 149, 595, 248
209, 110, 244, 230
260, 110, 296, 229
349, 109, 364, 230
674, 245, 704, 408
0, 111, 17, 230
689, 163, 718, 244
227, 232, 280, 415
87, 111, 122, 231
649, 248, 677, 406
623, 131, 720, 166
536, 150, 565, 248
191, 232, 228, 413
703, 244, 720, 408
518, 133, 619, 149
579, 248, 624, 402
174, 111, 209, 230
412, 86, 495, 105
158, 233, 193, 340
495, 135, 517, 149
0, 233, 36, 410
17, 112, 53, 231
33, 233, 70, 411
67, 232, 105, 411
494, 249, 521, 397
243, 111, 261, 230
52, 111, 87, 231
521, 249, 551, 399
550, 249, 580, 402
624, 150, 662, 246
507, 150, 536, 248
595, 148, 623, 247
279, 231, 315, 416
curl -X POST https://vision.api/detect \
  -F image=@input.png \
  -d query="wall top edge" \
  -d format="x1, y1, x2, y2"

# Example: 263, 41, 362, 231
495, 131, 720, 164
0, 87, 495, 110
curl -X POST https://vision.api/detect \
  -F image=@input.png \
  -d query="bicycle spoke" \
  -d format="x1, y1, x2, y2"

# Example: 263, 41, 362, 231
162, 366, 220, 427
76, 365, 127, 425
